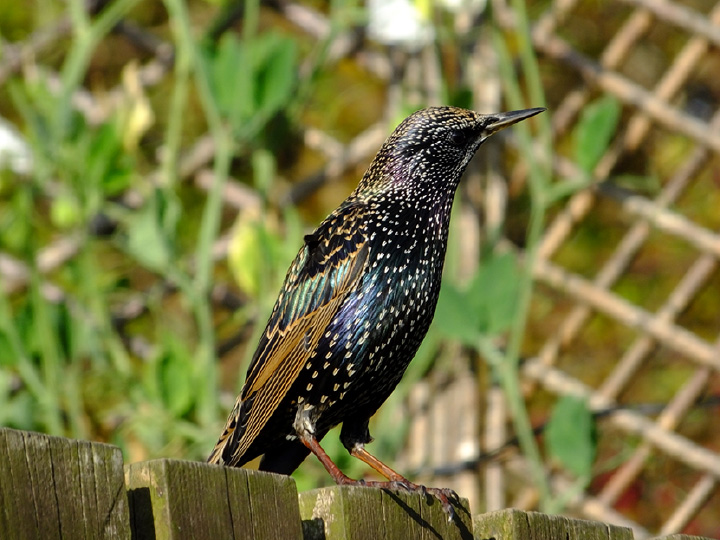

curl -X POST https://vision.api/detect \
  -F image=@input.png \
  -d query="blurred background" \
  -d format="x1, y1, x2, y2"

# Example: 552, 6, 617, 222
1, 0, 719, 537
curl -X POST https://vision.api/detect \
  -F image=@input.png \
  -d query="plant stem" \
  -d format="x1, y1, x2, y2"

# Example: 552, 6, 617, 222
59, 0, 142, 135
29, 271, 64, 434
164, 0, 233, 428
491, 1, 555, 509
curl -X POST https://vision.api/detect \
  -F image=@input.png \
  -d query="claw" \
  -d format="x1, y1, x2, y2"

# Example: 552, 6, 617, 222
393, 480, 412, 492
445, 503, 456, 522
424, 487, 457, 521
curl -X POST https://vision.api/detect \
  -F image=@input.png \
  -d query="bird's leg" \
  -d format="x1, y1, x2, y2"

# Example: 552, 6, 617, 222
294, 404, 358, 485
294, 408, 457, 518
297, 430, 457, 520
348, 442, 458, 519
348, 444, 409, 483
339, 417, 458, 519
298, 431, 358, 485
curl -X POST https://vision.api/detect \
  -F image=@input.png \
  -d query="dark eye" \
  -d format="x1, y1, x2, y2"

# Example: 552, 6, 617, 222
447, 129, 469, 147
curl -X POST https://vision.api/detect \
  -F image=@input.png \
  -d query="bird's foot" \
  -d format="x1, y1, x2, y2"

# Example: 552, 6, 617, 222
338, 477, 458, 521
398, 483, 458, 521
423, 486, 459, 521
298, 432, 459, 519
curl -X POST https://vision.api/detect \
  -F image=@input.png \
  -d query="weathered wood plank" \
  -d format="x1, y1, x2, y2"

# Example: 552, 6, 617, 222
299, 485, 473, 540
473, 508, 634, 539
125, 459, 302, 540
0, 427, 130, 540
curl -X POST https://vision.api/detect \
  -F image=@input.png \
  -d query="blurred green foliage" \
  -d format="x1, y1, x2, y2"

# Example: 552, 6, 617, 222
0, 0, 317, 465
574, 95, 621, 174
545, 395, 596, 489
204, 32, 298, 142
434, 252, 522, 345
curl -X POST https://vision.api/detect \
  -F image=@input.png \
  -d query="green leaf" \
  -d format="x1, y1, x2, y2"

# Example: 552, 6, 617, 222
433, 282, 484, 346
203, 34, 246, 125
251, 147, 276, 195
50, 193, 81, 229
1, 187, 34, 252
574, 95, 621, 173
255, 34, 296, 116
126, 201, 171, 271
219, 35, 253, 122
228, 216, 265, 298
433, 252, 521, 343
545, 395, 597, 479
470, 251, 521, 334
157, 339, 194, 417
203, 32, 297, 138
450, 87, 474, 110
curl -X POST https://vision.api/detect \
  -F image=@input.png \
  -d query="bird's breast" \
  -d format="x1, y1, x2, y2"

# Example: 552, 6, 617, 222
318, 232, 446, 408
285, 206, 452, 429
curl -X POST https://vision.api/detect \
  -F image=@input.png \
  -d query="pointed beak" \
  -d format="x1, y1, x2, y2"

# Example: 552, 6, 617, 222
485, 107, 546, 134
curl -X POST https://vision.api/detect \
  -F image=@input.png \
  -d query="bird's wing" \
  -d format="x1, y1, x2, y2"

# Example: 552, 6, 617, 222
209, 204, 369, 465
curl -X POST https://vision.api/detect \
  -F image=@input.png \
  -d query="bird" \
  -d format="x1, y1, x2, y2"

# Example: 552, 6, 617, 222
209, 105, 545, 516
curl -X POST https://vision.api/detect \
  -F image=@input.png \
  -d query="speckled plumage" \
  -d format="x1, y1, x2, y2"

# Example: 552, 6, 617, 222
209, 106, 544, 511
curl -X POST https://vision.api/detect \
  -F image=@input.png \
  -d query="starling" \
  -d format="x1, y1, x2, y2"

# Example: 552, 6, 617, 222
209, 106, 544, 515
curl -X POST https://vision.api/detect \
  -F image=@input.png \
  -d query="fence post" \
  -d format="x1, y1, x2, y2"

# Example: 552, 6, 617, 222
299, 485, 474, 539
125, 459, 302, 539
472, 508, 635, 539
0, 427, 130, 540
4, 427, 717, 539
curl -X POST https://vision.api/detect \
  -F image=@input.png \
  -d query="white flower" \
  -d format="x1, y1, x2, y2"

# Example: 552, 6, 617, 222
367, 0, 434, 50
0, 117, 32, 175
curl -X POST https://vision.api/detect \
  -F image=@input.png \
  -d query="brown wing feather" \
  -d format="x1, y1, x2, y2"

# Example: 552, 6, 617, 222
209, 207, 369, 465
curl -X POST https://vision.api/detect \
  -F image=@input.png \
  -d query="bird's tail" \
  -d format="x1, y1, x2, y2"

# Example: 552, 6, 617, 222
207, 399, 242, 465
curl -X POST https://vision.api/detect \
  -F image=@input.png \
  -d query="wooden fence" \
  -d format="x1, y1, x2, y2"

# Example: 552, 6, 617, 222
0, 427, 711, 540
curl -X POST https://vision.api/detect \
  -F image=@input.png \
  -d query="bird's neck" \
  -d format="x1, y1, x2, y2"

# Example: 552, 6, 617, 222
353, 158, 462, 249
363, 184, 457, 256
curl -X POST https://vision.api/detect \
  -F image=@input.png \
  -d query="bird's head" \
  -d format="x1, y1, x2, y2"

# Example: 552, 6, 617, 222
356, 106, 545, 197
